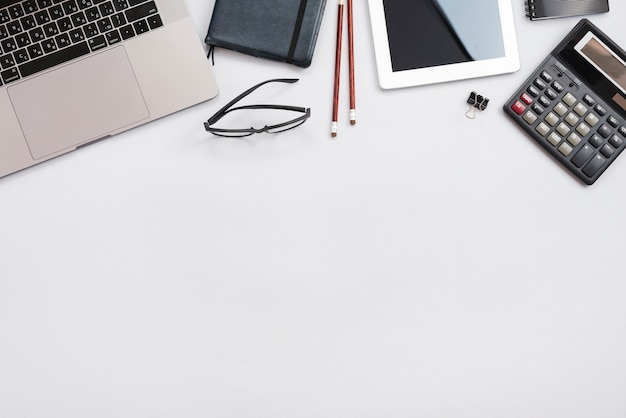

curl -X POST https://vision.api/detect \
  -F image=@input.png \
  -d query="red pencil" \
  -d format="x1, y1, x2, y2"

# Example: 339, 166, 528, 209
331, 0, 344, 137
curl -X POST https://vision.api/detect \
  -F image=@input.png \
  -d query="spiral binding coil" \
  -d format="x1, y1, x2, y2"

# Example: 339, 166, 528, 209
524, 0, 536, 18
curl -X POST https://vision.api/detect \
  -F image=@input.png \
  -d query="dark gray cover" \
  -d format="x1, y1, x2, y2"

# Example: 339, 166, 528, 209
205, 0, 327, 68
525, 0, 609, 20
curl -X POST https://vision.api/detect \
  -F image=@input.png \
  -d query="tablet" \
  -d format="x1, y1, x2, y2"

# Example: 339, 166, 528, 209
368, 0, 520, 89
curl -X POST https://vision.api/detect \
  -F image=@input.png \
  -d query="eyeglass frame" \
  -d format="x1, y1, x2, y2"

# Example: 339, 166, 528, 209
203, 78, 311, 137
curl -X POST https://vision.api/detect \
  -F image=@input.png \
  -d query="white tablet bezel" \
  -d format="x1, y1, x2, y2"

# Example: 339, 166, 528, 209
368, 0, 520, 89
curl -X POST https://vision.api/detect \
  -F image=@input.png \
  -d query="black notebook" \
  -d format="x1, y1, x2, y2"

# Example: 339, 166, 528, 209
205, 0, 327, 68
525, 0, 609, 20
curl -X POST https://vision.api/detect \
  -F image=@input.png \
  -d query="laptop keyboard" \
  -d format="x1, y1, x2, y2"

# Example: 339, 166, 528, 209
0, 0, 162, 86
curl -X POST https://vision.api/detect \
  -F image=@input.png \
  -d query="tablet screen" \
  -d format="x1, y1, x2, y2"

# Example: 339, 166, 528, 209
368, 0, 519, 89
384, 0, 506, 72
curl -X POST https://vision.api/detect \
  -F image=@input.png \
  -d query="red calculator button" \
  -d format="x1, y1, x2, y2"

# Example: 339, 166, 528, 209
512, 101, 526, 115
520, 92, 533, 105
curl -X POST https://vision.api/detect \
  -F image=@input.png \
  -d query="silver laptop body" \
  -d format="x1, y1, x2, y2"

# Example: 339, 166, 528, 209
0, 0, 218, 177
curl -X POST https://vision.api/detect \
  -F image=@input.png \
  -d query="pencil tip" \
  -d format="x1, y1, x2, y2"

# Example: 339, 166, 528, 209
331, 132, 337, 137
350, 120, 356, 125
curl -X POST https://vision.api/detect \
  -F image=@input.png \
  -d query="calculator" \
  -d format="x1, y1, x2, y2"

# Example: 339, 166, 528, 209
504, 19, 626, 185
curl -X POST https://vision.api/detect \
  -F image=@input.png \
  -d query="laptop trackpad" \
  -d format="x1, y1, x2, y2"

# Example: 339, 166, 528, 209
7, 47, 149, 160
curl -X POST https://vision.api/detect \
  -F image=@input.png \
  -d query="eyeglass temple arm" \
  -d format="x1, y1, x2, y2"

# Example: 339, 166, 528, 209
206, 78, 300, 125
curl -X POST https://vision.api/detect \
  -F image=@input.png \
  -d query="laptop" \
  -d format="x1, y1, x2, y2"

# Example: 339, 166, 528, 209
0, 0, 218, 177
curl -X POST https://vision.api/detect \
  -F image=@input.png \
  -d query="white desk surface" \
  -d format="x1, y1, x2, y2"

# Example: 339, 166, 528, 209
2, 1, 626, 417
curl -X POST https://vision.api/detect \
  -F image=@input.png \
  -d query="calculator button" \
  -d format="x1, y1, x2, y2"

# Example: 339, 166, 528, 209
567, 132, 582, 147
536, 122, 550, 137
551, 81, 564, 93
582, 154, 606, 178
511, 101, 526, 115
619, 126, 626, 137
531, 103, 545, 115
583, 94, 596, 106
563, 93, 576, 107
609, 134, 624, 148
556, 123, 571, 137
547, 132, 561, 146
524, 111, 538, 125
571, 144, 594, 167
585, 113, 599, 127
573, 103, 587, 116
544, 112, 559, 126
553, 102, 567, 116
565, 112, 579, 126
589, 134, 603, 148
538, 96, 551, 107
600, 144, 615, 158
527, 85, 540, 97
576, 123, 590, 137
520, 92, 533, 105
607, 116, 619, 128
534, 78, 547, 90
594, 104, 607, 116
545, 88, 558, 101
558, 142, 573, 156
540, 70, 553, 83
598, 124, 612, 138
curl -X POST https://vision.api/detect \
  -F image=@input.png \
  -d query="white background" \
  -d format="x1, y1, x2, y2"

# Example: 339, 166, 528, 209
2, 1, 626, 417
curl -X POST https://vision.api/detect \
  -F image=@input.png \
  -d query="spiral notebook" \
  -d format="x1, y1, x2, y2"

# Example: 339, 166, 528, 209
525, 0, 609, 20
205, 0, 327, 68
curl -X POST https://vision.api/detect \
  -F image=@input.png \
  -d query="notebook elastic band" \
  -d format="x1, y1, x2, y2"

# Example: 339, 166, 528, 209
287, 0, 308, 63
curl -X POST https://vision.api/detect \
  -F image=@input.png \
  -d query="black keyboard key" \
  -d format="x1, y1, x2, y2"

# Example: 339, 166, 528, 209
582, 154, 606, 178
27, 42, 44, 58
8, 5, 25, 19
146, 13, 161, 29
97, 17, 112, 32
0, 53, 15, 69
77, 0, 93, 9
7, 21, 22, 35
83, 22, 98, 37
571, 144, 594, 168
20, 15, 37, 30
113, 0, 128, 11
13, 48, 29, 64
71, 11, 87, 26
34, 10, 50, 25
1, 67, 20, 83
37, 0, 53, 9
110, 12, 125, 27
88, 34, 106, 50
99, 2, 115, 16
29, 27, 45, 43
119, 23, 133, 39
23, 0, 39, 14
128, 0, 147, 5
0, 24, 8, 39
49, 5, 64, 20
63, 0, 79, 15
41, 38, 57, 53
0, 9, 10, 24
1, 37, 17, 52
55, 32, 71, 48
69, 27, 84, 42
125, 1, 156, 22
43, 22, 59, 37
19, 40, 89, 77
15, 33, 31, 47
133, 18, 147, 34
105, 28, 121, 44
57, 16, 72, 32
85, 6, 100, 21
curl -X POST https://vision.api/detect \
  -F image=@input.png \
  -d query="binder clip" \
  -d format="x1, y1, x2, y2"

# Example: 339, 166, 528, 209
465, 91, 489, 119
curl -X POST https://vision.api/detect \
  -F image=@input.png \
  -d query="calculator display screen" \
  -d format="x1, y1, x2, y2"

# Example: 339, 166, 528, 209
574, 32, 626, 111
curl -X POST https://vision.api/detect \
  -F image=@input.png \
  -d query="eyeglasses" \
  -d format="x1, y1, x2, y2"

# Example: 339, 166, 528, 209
203, 78, 311, 137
